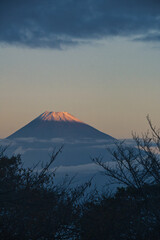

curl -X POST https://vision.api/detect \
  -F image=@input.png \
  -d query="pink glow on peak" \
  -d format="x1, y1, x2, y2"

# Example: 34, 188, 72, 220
39, 111, 83, 123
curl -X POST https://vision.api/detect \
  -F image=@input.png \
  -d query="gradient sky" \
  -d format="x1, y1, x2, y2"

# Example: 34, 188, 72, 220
1, 0, 160, 139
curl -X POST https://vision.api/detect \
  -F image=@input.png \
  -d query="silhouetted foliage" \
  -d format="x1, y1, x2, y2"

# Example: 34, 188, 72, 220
88, 116, 160, 240
0, 146, 84, 240
80, 185, 160, 240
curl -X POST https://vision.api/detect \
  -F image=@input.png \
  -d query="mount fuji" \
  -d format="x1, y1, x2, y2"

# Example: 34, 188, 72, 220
2, 111, 116, 190
8, 111, 114, 140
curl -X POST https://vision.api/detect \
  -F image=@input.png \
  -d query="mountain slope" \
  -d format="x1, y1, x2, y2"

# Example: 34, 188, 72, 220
7, 111, 114, 140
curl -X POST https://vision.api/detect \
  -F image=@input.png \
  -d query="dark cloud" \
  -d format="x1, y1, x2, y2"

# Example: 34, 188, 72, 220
0, 0, 160, 48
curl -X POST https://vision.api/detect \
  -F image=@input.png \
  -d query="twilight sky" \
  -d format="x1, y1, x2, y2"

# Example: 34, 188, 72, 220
0, 0, 160, 138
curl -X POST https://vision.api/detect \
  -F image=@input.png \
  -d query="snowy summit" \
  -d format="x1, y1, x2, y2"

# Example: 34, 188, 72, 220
39, 111, 83, 123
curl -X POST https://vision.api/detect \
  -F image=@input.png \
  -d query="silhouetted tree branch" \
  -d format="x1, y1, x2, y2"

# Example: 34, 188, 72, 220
92, 116, 160, 229
0, 146, 84, 240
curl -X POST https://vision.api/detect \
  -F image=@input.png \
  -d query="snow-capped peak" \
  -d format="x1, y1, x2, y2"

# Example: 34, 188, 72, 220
38, 111, 83, 123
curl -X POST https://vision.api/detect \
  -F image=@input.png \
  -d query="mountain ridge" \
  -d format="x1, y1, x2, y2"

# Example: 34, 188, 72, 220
7, 111, 114, 140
